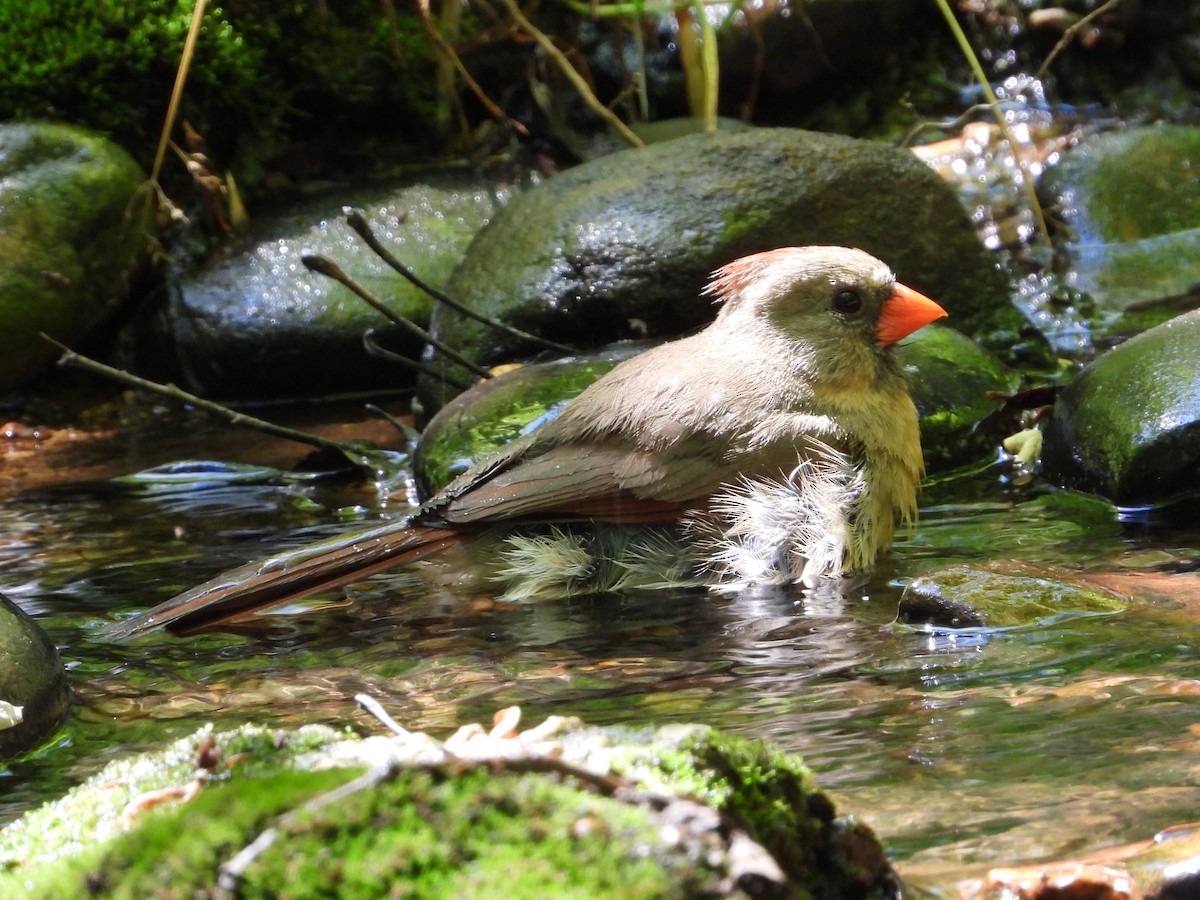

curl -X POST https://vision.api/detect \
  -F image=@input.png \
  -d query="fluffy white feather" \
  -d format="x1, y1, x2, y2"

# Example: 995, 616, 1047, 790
486, 445, 865, 600
700, 444, 866, 589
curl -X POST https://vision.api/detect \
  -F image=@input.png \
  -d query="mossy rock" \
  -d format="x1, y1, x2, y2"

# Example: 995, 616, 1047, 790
896, 324, 1018, 471
898, 560, 1125, 630
1040, 124, 1200, 331
0, 593, 71, 758
420, 126, 1014, 411
1041, 307, 1200, 503
0, 717, 901, 898
0, 121, 150, 393
413, 344, 646, 496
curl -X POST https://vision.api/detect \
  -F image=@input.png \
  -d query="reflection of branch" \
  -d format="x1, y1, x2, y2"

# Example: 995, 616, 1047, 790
44, 336, 369, 458
345, 210, 576, 356
499, 0, 645, 148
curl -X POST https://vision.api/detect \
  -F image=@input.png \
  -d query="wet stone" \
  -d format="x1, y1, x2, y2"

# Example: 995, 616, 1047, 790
420, 126, 1014, 412
898, 561, 1125, 630
0, 122, 151, 392
1040, 124, 1200, 338
0, 592, 71, 758
1041, 307, 1200, 504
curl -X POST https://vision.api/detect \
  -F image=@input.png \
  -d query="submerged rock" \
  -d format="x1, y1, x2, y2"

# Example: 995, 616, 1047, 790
0, 713, 901, 898
898, 561, 1125, 630
1042, 307, 1200, 504
420, 127, 1013, 411
0, 122, 151, 393
0, 592, 70, 758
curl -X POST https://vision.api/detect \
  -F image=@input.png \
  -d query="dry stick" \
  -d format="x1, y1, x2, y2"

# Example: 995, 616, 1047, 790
44, 336, 372, 458
300, 254, 492, 380
148, 0, 207, 188
345, 210, 577, 356
362, 329, 473, 391
498, 0, 645, 148
417, 0, 528, 138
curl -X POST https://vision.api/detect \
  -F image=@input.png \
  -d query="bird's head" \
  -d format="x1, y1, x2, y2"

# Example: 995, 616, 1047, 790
706, 245, 947, 386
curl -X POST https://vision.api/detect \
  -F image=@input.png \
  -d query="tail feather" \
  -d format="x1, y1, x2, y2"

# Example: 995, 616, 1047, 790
103, 522, 465, 639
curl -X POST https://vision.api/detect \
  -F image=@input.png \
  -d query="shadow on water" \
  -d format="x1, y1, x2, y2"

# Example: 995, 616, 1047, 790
2, 414, 1199, 889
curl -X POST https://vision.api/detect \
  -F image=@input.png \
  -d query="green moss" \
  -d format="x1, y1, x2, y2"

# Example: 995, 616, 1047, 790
239, 768, 705, 899
2, 768, 358, 899
1080, 128, 1200, 242
681, 730, 826, 882
0, 1, 437, 183
618, 728, 896, 899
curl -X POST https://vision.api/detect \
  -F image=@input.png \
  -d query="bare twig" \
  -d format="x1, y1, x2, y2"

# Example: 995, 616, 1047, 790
149, 0, 207, 188
1034, 0, 1124, 82
417, 0, 528, 137
499, 0, 645, 148
301, 254, 492, 380
345, 209, 576, 356
44, 336, 376, 459
362, 329, 474, 391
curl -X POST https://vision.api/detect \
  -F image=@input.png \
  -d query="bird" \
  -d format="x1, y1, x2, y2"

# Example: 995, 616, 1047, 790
104, 246, 947, 639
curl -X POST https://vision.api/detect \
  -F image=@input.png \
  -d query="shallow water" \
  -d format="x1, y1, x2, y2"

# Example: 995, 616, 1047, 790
1, 408, 1198, 893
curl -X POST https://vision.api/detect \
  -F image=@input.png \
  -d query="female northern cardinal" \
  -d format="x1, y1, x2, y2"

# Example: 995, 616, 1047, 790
105, 246, 946, 638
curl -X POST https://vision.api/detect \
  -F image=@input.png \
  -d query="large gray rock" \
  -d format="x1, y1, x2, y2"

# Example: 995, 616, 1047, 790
1042, 308, 1200, 503
419, 127, 1013, 411
166, 171, 496, 398
0, 122, 150, 393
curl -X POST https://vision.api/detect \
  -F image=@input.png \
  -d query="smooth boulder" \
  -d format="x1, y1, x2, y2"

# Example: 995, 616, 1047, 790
0, 122, 150, 392
0, 593, 71, 758
420, 127, 1013, 411
166, 171, 496, 398
1042, 308, 1200, 503
1040, 124, 1200, 336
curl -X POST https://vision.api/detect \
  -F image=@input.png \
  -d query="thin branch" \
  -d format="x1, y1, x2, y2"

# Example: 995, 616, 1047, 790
150, 0, 207, 186
362, 329, 474, 391
44, 336, 373, 459
417, 0, 528, 137
499, 0, 645, 148
301, 254, 492, 380
1034, 0, 1124, 82
345, 209, 577, 356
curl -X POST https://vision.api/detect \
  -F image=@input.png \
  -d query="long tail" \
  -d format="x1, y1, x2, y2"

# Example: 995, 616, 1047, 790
102, 521, 465, 639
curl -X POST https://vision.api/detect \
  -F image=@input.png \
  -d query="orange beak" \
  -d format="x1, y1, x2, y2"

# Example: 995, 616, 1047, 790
876, 282, 948, 347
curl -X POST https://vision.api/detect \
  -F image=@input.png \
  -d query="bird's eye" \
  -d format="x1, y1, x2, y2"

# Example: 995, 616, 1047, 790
831, 289, 863, 315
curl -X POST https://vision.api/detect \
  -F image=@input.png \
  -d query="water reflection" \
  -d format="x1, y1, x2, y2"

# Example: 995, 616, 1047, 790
0, 432, 1199, 893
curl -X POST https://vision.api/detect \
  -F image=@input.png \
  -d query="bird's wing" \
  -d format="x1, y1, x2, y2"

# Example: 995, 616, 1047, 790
428, 436, 733, 525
